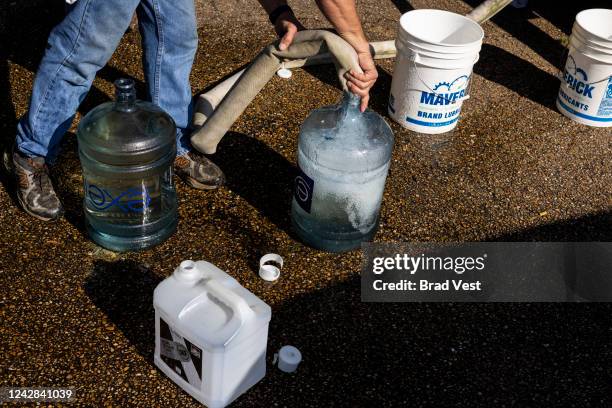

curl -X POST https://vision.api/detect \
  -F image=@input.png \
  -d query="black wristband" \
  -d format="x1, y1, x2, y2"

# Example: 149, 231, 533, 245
269, 4, 292, 25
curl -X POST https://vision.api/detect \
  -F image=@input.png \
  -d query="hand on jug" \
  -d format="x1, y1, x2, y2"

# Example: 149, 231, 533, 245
345, 49, 378, 112
313, 0, 378, 111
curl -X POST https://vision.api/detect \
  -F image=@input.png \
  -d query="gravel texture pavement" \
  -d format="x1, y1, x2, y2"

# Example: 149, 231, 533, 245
1, 0, 611, 406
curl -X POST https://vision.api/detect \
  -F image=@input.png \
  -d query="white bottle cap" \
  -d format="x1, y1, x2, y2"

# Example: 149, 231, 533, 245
174, 260, 202, 283
259, 254, 283, 281
277, 345, 302, 373
276, 68, 292, 79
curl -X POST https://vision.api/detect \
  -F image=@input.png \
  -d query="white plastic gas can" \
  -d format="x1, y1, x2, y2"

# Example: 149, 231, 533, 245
154, 260, 271, 407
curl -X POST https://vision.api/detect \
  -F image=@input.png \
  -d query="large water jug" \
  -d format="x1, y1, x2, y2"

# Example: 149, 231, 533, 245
291, 92, 394, 252
154, 260, 271, 408
77, 78, 178, 252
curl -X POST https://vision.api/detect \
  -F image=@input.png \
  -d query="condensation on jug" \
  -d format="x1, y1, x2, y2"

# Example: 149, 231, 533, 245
291, 92, 394, 252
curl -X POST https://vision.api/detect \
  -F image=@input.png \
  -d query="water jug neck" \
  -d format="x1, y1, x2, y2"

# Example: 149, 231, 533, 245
114, 78, 136, 112
338, 91, 361, 124
343, 91, 361, 108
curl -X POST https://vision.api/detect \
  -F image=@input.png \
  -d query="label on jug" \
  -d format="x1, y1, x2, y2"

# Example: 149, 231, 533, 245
85, 182, 152, 214
159, 317, 203, 388
294, 167, 314, 213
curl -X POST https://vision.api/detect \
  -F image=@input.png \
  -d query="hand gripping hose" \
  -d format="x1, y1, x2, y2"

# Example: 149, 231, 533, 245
190, 3, 508, 154
190, 30, 363, 154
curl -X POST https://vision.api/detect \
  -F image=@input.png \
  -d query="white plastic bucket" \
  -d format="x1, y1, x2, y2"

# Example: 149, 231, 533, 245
389, 9, 484, 134
556, 8, 612, 127
575, 9, 612, 42
571, 37, 612, 57
569, 34, 612, 63
571, 24, 612, 51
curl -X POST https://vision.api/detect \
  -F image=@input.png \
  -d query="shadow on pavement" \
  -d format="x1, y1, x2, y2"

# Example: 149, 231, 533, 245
52, 133, 87, 235
389, 0, 414, 14
259, 268, 612, 406
208, 131, 297, 236
84, 259, 163, 368
301, 63, 394, 120
474, 43, 559, 110
491, 209, 612, 242
0, 51, 19, 209
513, 0, 610, 36
461, 0, 565, 68
82, 210, 612, 405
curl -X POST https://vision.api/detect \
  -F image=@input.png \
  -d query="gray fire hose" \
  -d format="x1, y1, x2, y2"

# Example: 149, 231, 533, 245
191, 30, 365, 154
190, 38, 395, 133
467, 0, 513, 24
190, 2, 513, 155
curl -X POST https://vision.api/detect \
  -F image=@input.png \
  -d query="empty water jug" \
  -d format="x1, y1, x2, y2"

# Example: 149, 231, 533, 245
77, 78, 178, 251
154, 260, 271, 408
291, 92, 394, 252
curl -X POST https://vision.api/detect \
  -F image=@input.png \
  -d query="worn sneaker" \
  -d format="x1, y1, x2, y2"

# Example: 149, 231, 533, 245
174, 152, 225, 190
5, 148, 64, 221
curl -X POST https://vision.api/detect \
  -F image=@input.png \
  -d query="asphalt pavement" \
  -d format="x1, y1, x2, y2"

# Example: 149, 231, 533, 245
0, 0, 610, 406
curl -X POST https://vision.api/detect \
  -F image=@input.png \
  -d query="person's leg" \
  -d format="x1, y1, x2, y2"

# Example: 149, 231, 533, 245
10, 0, 140, 220
15, 0, 140, 163
138, 0, 225, 190
137, 0, 197, 156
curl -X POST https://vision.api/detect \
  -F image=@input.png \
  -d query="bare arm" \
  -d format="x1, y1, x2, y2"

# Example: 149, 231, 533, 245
316, 0, 377, 111
315, 0, 369, 54
258, 0, 377, 111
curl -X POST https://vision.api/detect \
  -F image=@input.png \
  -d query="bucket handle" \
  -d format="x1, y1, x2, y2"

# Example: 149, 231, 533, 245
557, 49, 612, 85
409, 52, 474, 105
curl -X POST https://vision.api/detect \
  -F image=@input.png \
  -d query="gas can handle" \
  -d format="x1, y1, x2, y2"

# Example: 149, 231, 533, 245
206, 280, 254, 321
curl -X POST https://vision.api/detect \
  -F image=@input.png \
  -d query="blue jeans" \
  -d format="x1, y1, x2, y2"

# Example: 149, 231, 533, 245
16, 0, 197, 162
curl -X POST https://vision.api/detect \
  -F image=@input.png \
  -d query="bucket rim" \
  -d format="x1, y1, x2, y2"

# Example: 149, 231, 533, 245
569, 38, 612, 63
401, 44, 481, 62
569, 41, 612, 60
398, 33, 483, 54
570, 51, 612, 65
408, 50, 481, 69
571, 27, 612, 51
399, 9, 484, 48
397, 38, 482, 58
574, 8, 612, 42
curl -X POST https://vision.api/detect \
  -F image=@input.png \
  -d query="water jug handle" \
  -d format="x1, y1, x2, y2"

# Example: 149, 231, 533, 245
206, 280, 254, 321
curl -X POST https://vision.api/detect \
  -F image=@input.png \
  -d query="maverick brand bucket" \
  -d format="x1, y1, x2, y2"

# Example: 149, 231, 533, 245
389, 9, 484, 134
556, 8, 612, 127
154, 260, 271, 408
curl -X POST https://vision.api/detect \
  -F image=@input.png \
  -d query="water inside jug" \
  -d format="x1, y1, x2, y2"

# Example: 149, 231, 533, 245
291, 92, 394, 252
77, 79, 178, 251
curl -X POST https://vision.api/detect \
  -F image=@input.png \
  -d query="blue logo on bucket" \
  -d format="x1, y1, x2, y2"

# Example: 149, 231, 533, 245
419, 75, 469, 106
563, 56, 595, 98
558, 55, 599, 114
597, 77, 612, 117
408, 75, 469, 127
